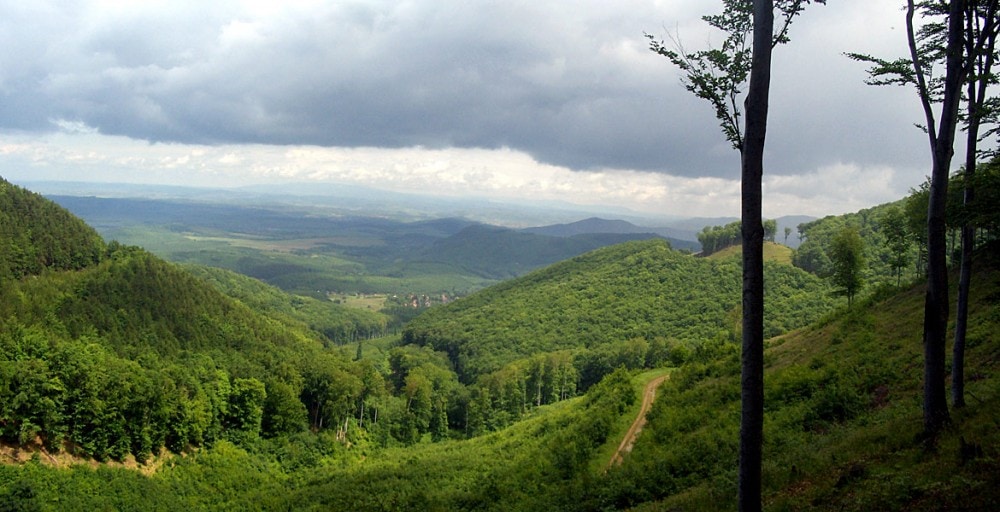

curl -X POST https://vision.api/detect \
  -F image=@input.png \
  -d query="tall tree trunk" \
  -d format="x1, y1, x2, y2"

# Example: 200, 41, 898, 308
953, 222, 972, 409
923, 0, 965, 437
954, 0, 999, 409
738, 1, 772, 510
953, 51, 977, 409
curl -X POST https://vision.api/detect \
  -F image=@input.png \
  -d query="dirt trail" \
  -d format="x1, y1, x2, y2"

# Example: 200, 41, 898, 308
608, 374, 668, 469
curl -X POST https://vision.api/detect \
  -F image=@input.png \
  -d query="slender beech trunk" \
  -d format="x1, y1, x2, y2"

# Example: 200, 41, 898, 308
955, 0, 999, 409
738, 1, 772, 510
953, 52, 977, 408
921, 0, 965, 437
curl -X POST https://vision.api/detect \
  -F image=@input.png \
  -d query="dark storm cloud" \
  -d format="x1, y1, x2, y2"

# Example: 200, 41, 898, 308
0, 1, 926, 180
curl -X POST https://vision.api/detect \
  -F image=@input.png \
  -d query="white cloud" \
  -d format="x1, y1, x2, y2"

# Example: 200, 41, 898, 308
764, 163, 903, 217
0, 0, 946, 220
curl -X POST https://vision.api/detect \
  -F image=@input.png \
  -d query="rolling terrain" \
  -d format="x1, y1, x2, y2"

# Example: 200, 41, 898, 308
46, 194, 694, 298
1, 177, 998, 511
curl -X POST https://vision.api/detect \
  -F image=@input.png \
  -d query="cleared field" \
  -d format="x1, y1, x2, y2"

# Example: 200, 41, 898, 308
183, 234, 384, 252
329, 293, 389, 311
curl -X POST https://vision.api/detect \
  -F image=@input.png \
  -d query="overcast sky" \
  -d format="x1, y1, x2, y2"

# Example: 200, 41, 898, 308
0, 1, 947, 218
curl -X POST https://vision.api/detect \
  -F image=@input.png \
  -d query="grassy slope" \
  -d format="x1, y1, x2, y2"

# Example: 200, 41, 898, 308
761, 249, 1000, 511
706, 241, 794, 265
622, 244, 1000, 511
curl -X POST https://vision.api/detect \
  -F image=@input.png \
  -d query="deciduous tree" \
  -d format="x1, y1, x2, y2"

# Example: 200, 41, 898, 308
848, 0, 966, 438
954, 0, 999, 409
647, 1, 824, 508
829, 227, 865, 306
881, 206, 913, 286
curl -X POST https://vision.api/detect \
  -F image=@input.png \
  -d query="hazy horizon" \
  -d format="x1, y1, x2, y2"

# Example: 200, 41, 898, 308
0, 1, 946, 219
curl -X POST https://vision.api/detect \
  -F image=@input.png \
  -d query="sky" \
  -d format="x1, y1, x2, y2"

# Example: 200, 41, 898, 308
0, 0, 947, 219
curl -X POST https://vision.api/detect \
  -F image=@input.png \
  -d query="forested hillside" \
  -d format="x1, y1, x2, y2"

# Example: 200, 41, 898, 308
0, 178, 105, 279
793, 165, 1000, 289
420, 224, 668, 279
2, 177, 998, 510
403, 239, 836, 383
0, 180, 441, 461
182, 264, 390, 344
792, 200, 917, 286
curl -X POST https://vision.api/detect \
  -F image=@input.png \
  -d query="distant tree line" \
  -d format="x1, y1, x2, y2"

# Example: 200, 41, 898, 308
697, 219, 777, 256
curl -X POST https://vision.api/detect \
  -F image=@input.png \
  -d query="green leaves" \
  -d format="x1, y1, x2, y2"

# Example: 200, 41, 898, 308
0, 177, 105, 279
646, 0, 824, 152
646, 30, 748, 150
829, 226, 866, 306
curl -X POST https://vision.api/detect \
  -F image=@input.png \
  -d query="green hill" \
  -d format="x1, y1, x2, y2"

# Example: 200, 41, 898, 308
403, 239, 836, 383
0, 178, 105, 279
589, 242, 1000, 511
418, 223, 666, 279
0, 180, 421, 462
3, 178, 998, 511
182, 264, 391, 344
706, 240, 794, 265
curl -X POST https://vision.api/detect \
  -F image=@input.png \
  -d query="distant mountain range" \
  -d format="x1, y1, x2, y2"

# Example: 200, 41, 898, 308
520, 215, 814, 249
15, 180, 815, 247
522, 216, 698, 244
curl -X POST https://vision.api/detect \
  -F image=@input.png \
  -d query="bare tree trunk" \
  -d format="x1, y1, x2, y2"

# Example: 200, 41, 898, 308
738, 2, 772, 510
954, 0, 999, 410
922, 0, 964, 438
953, 222, 973, 409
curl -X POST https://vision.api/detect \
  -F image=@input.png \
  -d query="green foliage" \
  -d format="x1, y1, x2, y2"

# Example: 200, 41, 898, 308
696, 220, 741, 255
183, 264, 390, 345
794, 200, 921, 289
0, 185, 414, 461
0, 178, 105, 279
950, 159, 1000, 236
4, 180, 1000, 511
881, 206, 912, 285
225, 378, 266, 445
581, 242, 1000, 510
404, 240, 835, 384
829, 226, 866, 305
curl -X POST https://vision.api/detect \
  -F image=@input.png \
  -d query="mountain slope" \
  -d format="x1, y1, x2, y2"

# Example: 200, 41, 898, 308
404, 239, 836, 382
591, 241, 1000, 511
522, 217, 700, 251
0, 178, 105, 279
0, 179, 388, 460
417, 224, 665, 279
522, 217, 656, 237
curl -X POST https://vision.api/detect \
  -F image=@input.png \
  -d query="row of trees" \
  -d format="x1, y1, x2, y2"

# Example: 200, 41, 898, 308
697, 219, 778, 255
652, 0, 997, 508
849, 0, 1000, 436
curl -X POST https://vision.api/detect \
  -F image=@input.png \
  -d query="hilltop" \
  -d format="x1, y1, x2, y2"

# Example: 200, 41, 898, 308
403, 238, 836, 383
706, 240, 794, 265
0, 179, 105, 279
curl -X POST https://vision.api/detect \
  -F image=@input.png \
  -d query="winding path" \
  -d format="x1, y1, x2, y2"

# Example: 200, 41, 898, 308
608, 374, 668, 469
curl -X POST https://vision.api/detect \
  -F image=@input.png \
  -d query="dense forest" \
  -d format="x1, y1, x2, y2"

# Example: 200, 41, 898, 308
793, 165, 1000, 289
1, 176, 999, 510
403, 239, 835, 384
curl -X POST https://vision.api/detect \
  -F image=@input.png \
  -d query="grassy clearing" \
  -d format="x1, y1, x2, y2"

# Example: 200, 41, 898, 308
707, 241, 794, 265
329, 292, 389, 311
